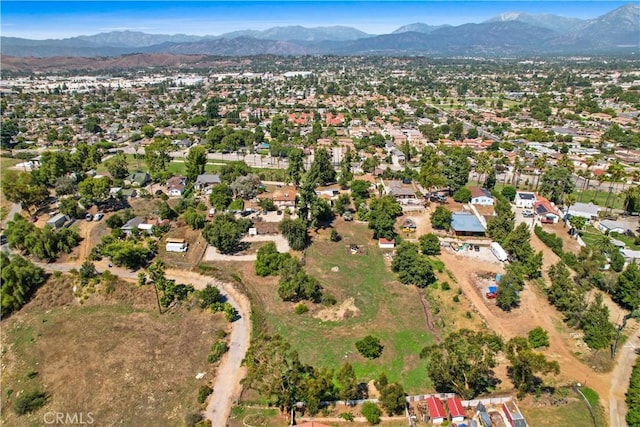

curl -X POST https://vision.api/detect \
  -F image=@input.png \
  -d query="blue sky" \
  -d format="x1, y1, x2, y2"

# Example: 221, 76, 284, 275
1, 1, 632, 39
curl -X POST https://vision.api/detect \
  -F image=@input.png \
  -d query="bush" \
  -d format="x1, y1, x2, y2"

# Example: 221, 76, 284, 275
453, 295, 460, 303
185, 412, 203, 427
13, 390, 47, 415
441, 281, 451, 291
197, 386, 213, 404
321, 292, 337, 306
294, 303, 309, 315
207, 340, 229, 363
528, 326, 550, 348
330, 228, 341, 242
356, 335, 383, 359
339, 412, 355, 422
361, 401, 381, 425
453, 187, 472, 203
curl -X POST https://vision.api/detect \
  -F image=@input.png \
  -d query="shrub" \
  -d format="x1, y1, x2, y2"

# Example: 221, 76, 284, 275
207, 340, 229, 363
441, 281, 451, 291
330, 228, 341, 242
453, 295, 460, 303
528, 326, 550, 348
185, 412, 203, 427
361, 401, 381, 425
453, 187, 472, 203
294, 303, 309, 315
197, 386, 213, 404
339, 412, 355, 422
356, 335, 383, 359
13, 390, 47, 415
321, 292, 337, 306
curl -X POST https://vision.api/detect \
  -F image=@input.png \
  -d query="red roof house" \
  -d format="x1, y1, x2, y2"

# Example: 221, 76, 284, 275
426, 396, 446, 424
446, 397, 465, 423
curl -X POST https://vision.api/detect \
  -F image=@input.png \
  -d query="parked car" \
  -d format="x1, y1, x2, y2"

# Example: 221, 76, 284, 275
94, 213, 104, 221
85, 213, 93, 221
474, 245, 480, 252
522, 209, 534, 218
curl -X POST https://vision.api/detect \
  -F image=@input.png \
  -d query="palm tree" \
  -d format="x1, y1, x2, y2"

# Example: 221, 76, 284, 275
582, 157, 596, 199
564, 194, 576, 228
533, 156, 546, 191
605, 161, 625, 214
622, 185, 640, 215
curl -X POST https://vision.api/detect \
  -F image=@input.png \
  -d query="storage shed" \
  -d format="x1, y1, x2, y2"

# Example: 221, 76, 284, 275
446, 397, 466, 423
46, 213, 69, 229
378, 238, 396, 249
426, 396, 446, 424
451, 212, 486, 236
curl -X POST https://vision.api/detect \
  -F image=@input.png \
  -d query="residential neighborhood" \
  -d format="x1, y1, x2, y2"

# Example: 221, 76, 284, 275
1, 22, 639, 427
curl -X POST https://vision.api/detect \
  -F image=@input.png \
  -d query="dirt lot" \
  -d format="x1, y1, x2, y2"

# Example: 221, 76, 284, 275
1, 275, 228, 426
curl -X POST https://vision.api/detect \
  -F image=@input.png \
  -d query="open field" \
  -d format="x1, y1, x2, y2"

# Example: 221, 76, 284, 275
1, 274, 228, 426
220, 221, 438, 394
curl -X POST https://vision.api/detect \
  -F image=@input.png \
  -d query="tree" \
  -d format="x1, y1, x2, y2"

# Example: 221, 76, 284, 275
286, 148, 305, 186
614, 263, 640, 310
391, 242, 436, 288
0, 252, 47, 318
279, 218, 308, 251
419, 233, 441, 255
255, 242, 290, 276
104, 153, 130, 180
219, 161, 251, 183
570, 215, 587, 231
78, 176, 111, 205
185, 145, 207, 182
306, 148, 336, 186
157, 201, 178, 220
203, 213, 250, 254
58, 197, 84, 219
506, 337, 560, 395
355, 335, 383, 359
350, 180, 371, 201
539, 167, 574, 204
430, 206, 452, 230
197, 285, 223, 310
230, 173, 261, 199
379, 382, 406, 415
79, 260, 96, 283
420, 329, 502, 399
453, 187, 472, 203
55, 176, 77, 196
2, 171, 48, 214
141, 124, 155, 138
361, 402, 381, 425
528, 327, 550, 348
183, 207, 205, 230
368, 196, 402, 240
145, 138, 172, 179
277, 258, 322, 303
582, 293, 616, 350
336, 363, 359, 401
442, 147, 471, 193
209, 184, 233, 211
501, 185, 517, 201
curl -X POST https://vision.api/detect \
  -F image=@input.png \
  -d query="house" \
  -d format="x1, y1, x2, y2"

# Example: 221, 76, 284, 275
446, 397, 465, 424
567, 202, 601, 222
598, 219, 625, 234
469, 187, 494, 206
378, 238, 396, 249
316, 185, 341, 200
121, 217, 153, 236
109, 187, 137, 199
451, 212, 486, 236
46, 213, 69, 229
125, 171, 150, 187
514, 191, 537, 208
194, 174, 221, 194
387, 180, 417, 203
621, 249, 640, 264
261, 186, 298, 210
534, 196, 561, 223
426, 396, 446, 424
502, 400, 527, 427
476, 402, 492, 427
166, 176, 187, 197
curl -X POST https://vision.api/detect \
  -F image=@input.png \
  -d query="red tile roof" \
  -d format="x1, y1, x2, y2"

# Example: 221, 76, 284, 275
427, 396, 447, 419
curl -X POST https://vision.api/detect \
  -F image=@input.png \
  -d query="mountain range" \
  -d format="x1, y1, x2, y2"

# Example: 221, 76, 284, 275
1, 4, 638, 58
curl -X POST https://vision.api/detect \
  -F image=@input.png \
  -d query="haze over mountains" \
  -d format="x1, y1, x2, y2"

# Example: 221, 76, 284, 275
1, 3, 638, 58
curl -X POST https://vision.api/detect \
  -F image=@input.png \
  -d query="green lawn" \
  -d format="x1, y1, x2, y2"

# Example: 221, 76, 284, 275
579, 226, 640, 250
573, 188, 625, 210
520, 400, 599, 427
252, 223, 434, 393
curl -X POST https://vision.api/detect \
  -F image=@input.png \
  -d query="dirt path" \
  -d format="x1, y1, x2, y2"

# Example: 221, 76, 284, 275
439, 250, 609, 401
202, 234, 289, 262
609, 328, 640, 427
33, 261, 251, 427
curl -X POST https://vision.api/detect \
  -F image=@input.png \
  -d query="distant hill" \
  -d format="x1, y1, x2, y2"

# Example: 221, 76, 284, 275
392, 23, 449, 34
484, 12, 584, 34
0, 4, 637, 58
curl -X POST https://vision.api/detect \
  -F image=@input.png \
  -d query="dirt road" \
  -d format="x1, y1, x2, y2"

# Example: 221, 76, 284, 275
34, 261, 251, 427
202, 234, 289, 262
609, 331, 640, 427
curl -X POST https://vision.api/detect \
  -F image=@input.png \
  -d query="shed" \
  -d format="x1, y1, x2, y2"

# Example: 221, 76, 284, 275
426, 396, 446, 424
502, 400, 527, 427
46, 213, 69, 229
476, 403, 492, 427
446, 397, 465, 423
451, 212, 486, 236
378, 238, 396, 249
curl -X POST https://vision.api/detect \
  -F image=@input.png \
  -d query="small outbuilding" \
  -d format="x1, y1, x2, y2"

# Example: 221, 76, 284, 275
426, 396, 447, 424
502, 400, 527, 427
46, 213, 69, 229
451, 212, 486, 236
446, 397, 466, 423
378, 238, 396, 249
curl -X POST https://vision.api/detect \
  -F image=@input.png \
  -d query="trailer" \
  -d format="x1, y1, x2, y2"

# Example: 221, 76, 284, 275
490, 242, 508, 262
165, 238, 188, 253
